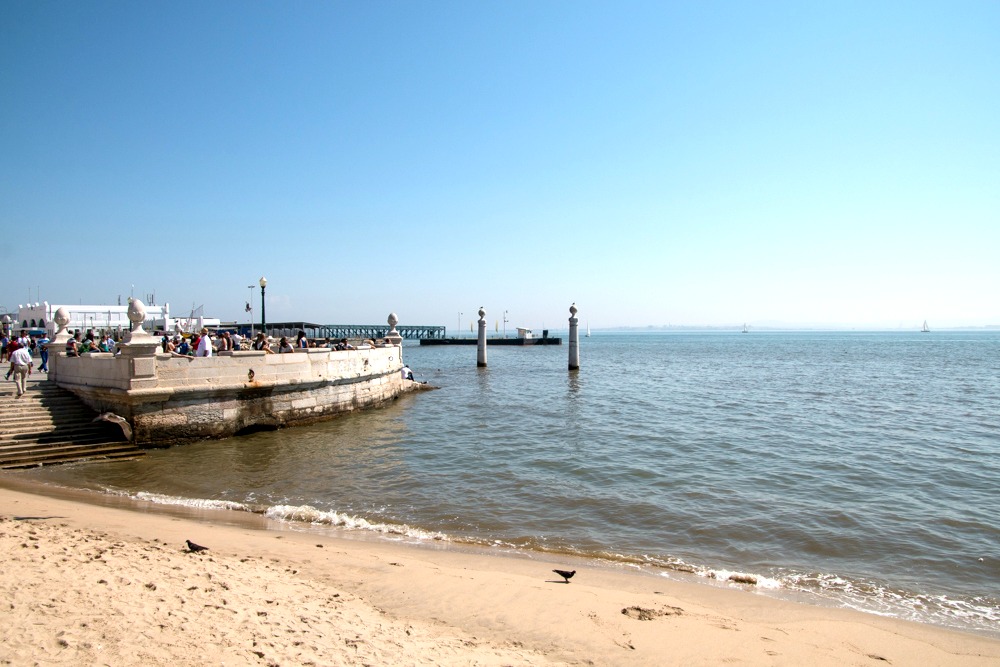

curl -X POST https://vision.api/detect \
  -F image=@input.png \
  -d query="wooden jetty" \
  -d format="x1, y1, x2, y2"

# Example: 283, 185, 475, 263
421, 335, 561, 346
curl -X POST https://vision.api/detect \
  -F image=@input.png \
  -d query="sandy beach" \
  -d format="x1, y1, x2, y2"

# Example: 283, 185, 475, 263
0, 484, 997, 666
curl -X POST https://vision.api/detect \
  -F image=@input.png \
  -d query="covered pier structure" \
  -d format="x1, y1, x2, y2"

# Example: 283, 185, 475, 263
248, 321, 447, 341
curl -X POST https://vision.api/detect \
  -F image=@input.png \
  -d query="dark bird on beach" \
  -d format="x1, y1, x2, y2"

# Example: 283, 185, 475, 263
553, 569, 576, 583
185, 539, 209, 553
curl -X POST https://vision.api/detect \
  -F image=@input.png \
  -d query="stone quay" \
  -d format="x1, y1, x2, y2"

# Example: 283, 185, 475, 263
46, 303, 420, 447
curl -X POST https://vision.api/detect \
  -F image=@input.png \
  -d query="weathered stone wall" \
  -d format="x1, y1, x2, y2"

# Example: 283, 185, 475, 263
51, 346, 407, 446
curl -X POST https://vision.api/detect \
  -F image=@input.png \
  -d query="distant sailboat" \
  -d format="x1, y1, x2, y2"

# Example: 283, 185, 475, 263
741, 323, 749, 334
586, 322, 591, 337
921, 320, 930, 333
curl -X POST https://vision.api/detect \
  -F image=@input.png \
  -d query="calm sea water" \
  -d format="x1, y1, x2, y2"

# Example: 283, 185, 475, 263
13, 331, 1000, 636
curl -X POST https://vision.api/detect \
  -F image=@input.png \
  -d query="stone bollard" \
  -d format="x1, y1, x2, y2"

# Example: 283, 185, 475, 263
477, 307, 487, 367
568, 303, 580, 371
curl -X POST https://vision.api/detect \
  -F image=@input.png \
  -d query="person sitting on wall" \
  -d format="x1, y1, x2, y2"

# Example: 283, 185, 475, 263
99, 333, 116, 353
78, 333, 98, 354
296, 330, 309, 349
278, 336, 294, 353
252, 332, 273, 353
65, 332, 80, 357
216, 331, 230, 353
174, 337, 191, 356
401, 364, 414, 381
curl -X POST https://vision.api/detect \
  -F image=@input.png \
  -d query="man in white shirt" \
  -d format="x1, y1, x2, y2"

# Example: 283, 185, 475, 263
10, 344, 32, 397
195, 328, 213, 357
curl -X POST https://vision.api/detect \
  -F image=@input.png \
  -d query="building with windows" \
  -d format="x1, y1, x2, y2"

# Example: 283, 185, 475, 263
15, 301, 220, 336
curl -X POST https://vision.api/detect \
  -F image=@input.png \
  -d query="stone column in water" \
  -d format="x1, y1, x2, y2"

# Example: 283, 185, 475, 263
477, 307, 487, 367
568, 303, 580, 371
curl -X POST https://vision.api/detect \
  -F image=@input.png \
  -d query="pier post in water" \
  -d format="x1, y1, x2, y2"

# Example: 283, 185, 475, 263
568, 303, 580, 371
477, 307, 487, 367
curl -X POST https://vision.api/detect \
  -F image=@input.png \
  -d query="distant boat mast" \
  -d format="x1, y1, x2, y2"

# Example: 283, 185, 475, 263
921, 320, 930, 333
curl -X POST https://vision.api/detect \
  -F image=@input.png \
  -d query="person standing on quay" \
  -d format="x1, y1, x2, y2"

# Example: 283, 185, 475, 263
9, 343, 32, 397
195, 328, 213, 357
36, 332, 50, 372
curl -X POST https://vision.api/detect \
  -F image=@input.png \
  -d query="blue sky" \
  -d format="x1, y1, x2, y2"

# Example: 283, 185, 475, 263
2, 1, 997, 330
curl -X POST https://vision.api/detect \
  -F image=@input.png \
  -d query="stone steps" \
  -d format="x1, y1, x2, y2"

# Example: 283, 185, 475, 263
0, 375, 145, 469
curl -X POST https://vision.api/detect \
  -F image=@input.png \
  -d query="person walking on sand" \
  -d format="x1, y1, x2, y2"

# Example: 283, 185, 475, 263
9, 343, 33, 397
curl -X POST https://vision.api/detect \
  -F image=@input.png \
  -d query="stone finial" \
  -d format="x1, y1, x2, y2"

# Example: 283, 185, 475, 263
385, 312, 402, 345
123, 299, 154, 344
54, 307, 70, 335
128, 299, 147, 333
478, 307, 485, 320
569, 303, 578, 317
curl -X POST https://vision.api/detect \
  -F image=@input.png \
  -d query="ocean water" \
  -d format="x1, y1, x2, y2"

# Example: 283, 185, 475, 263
12, 331, 1000, 636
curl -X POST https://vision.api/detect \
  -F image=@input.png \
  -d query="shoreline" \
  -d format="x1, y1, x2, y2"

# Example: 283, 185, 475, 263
1, 480, 998, 665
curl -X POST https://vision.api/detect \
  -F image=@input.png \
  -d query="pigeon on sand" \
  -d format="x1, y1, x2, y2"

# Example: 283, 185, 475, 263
186, 539, 209, 553
553, 569, 576, 583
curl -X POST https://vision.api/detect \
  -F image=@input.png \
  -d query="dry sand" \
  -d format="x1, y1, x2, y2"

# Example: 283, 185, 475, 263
0, 484, 997, 666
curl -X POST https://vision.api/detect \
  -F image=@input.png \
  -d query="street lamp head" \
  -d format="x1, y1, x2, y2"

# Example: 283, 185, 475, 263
259, 276, 267, 288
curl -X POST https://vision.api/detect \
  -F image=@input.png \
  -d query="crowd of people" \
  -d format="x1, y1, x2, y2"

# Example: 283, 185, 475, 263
2, 329, 45, 397
3, 327, 399, 385
159, 329, 393, 357
4, 326, 414, 396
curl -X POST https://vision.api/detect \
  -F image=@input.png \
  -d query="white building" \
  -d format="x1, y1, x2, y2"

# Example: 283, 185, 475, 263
15, 302, 220, 336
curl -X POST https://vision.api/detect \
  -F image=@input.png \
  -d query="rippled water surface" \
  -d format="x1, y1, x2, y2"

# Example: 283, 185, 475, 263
16, 331, 1000, 635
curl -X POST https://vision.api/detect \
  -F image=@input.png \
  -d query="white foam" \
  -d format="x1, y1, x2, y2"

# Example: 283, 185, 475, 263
265, 504, 448, 542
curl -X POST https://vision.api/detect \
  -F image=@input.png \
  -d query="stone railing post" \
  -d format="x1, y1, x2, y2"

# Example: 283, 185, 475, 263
385, 312, 403, 346
120, 298, 160, 389
47, 306, 72, 383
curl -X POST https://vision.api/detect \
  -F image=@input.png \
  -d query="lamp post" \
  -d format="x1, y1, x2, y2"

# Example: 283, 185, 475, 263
458, 312, 462, 339
259, 276, 267, 336
247, 285, 255, 338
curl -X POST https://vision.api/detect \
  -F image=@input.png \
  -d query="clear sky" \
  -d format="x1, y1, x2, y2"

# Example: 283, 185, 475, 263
2, 1, 997, 330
